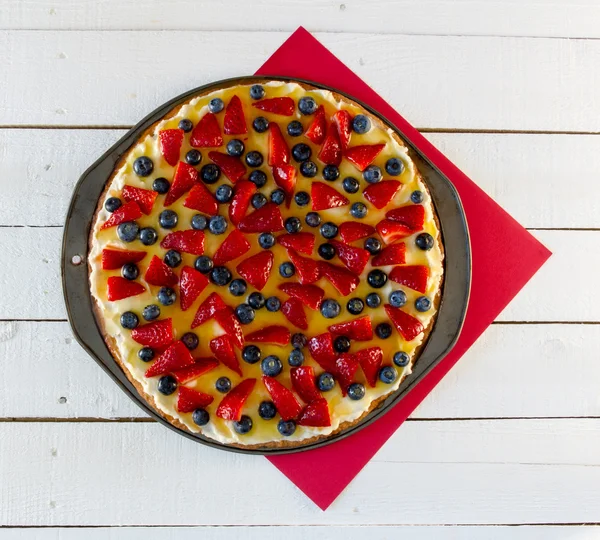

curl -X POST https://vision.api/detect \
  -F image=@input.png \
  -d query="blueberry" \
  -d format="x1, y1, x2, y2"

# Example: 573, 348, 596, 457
320, 222, 338, 239
201, 164, 221, 184
138, 347, 154, 362
242, 345, 261, 364
248, 292, 265, 310
265, 296, 281, 312
375, 323, 392, 339
305, 212, 321, 228
208, 97, 224, 113
294, 191, 310, 207
255, 233, 274, 251
318, 243, 336, 260
235, 303, 255, 324
208, 215, 227, 235
249, 170, 267, 187
159, 210, 178, 229
411, 190, 424, 203
416, 233, 434, 251
120, 311, 138, 330
252, 116, 269, 133
347, 298, 364, 315
142, 304, 160, 321
158, 375, 177, 395
216, 376, 231, 393
245, 151, 263, 168
229, 278, 247, 297
285, 217, 302, 234
261, 355, 283, 377
366, 292, 381, 308
342, 177, 359, 194
393, 351, 410, 367
292, 143, 311, 162
139, 227, 158, 246
164, 249, 182, 268
259, 401, 277, 420
233, 415, 253, 434
192, 408, 210, 426
321, 299, 341, 319
350, 202, 367, 219
334, 336, 351, 353
389, 290, 407, 308
287, 120, 303, 136
178, 118, 193, 132
379, 366, 398, 384
288, 349, 304, 367
104, 197, 122, 213
368, 269, 387, 288
300, 161, 318, 178
279, 262, 295, 278
185, 149, 202, 166
291, 333, 307, 349
317, 372, 335, 392
363, 165, 382, 184
152, 177, 170, 194
298, 96, 317, 115
194, 255, 213, 274
157, 287, 176, 306
117, 221, 139, 242
364, 237, 382, 255
277, 419, 296, 436
352, 114, 371, 134
210, 266, 232, 286
415, 296, 432, 312
323, 165, 340, 182
191, 214, 208, 230
133, 156, 153, 177
251, 192, 267, 209
121, 263, 139, 280
182, 332, 199, 350
385, 158, 404, 176
250, 84, 265, 100
226, 139, 245, 157
348, 382, 365, 400
270, 188, 286, 205
215, 184, 233, 203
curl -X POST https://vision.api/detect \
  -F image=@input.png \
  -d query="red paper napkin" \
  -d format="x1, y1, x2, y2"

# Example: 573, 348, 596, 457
255, 28, 551, 510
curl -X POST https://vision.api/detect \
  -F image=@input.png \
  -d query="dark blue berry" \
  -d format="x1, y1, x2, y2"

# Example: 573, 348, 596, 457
352, 114, 371, 134
411, 190, 424, 203
251, 193, 267, 209
305, 212, 321, 227
317, 372, 335, 392
393, 351, 410, 367
158, 375, 177, 395
285, 217, 302, 234
242, 345, 261, 364
258, 232, 275, 249
104, 197, 121, 212
300, 160, 317, 178
139, 227, 158, 246
342, 177, 359, 194
152, 177, 170, 194
292, 143, 311, 162
291, 333, 307, 349
178, 118, 193, 132
215, 184, 233, 203
416, 233, 434, 251
258, 401, 277, 420
142, 304, 160, 321
163, 249, 182, 268
120, 311, 138, 329
181, 332, 199, 350
121, 263, 139, 280
245, 151, 263, 168
229, 279, 247, 297
389, 290, 407, 308
216, 377, 231, 393
270, 188, 286, 205
334, 336, 351, 353
368, 269, 387, 288
201, 164, 221, 184
348, 382, 365, 400
233, 415, 253, 434
265, 296, 281, 312
208, 98, 224, 113
320, 298, 341, 319
323, 165, 340, 182
375, 323, 392, 339
194, 255, 213, 274
159, 210, 178, 229
385, 158, 404, 176
318, 243, 336, 260
379, 366, 398, 384
208, 215, 227, 235
347, 298, 364, 315
365, 238, 382, 255
294, 191, 310, 207
250, 84, 265, 100
192, 408, 209, 426
287, 120, 303, 136
133, 156, 153, 177
277, 419, 296, 436
235, 303, 255, 324
279, 262, 295, 278
320, 222, 338, 239
363, 165, 382, 184
185, 149, 202, 166
288, 349, 304, 367
226, 139, 245, 157
210, 266, 232, 286
366, 292, 381, 308
415, 296, 432, 312
157, 287, 176, 306
248, 292, 265, 310
350, 202, 367, 219
249, 170, 267, 187
117, 221, 139, 242
261, 355, 283, 377
298, 96, 317, 115
191, 214, 207, 230
252, 116, 269, 133
138, 347, 154, 362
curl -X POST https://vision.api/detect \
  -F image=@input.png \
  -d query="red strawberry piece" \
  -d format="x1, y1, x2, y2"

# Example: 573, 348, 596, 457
268, 123, 290, 167
333, 110, 352, 150
376, 219, 413, 245
145, 340, 194, 378
320, 262, 359, 296
338, 222, 376, 244
389, 265, 429, 293
183, 183, 218, 216
172, 357, 219, 384
262, 376, 302, 421
131, 318, 173, 348
311, 182, 349, 211
190, 112, 223, 147
356, 347, 383, 388
307, 333, 338, 372
384, 304, 425, 341
208, 151, 247, 183
214, 307, 244, 349
372, 243, 406, 267
245, 325, 290, 346
287, 249, 321, 285
386, 204, 426, 232
176, 386, 214, 413
100, 201, 142, 230
290, 366, 321, 403
101, 248, 146, 270
363, 180, 402, 210
328, 315, 373, 341
223, 95, 247, 135
344, 143, 386, 172
106, 276, 145, 301
253, 97, 295, 116
165, 162, 198, 206
298, 399, 331, 427
144, 255, 178, 287
318, 123, 342, 166
209, 335, 242, 376
277, 232, 315, 255
238, 202, 284, 233
158, 128, 184, 166
278, 283, 324, 310
191, 292, 226, 328
213, 229, 251, 266
329, 240, 370, 275
160, 230, 205, 255
216, 378, 256, 421
121, 185, 158, 215
236, 251, 274, 291
335, 353, 360, 396
281, 297, 308, 330
229, 180, 256, 226
305, 105, 327, 144
271, 164, 297, 204
179, 266, 209, 311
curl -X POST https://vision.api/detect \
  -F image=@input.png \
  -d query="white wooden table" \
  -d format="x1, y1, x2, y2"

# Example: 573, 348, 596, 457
1, 1, 599, 537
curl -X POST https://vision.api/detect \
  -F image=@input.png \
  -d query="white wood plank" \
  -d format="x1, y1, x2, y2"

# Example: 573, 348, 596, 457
1, 31, 600, 131
1, 420, 599, 525
4, 129, 599, 229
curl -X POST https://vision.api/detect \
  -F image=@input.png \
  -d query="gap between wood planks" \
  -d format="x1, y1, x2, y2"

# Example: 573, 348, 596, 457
1, 523, 600, 528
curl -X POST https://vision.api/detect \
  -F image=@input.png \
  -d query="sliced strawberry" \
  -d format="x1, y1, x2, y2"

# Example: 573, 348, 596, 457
298, 399, 331, 427
268, 123, 290, 166
209, 335, 242, 376
305, 105, 326, 144
372, 243, 407, 267
101, 248, 146, 270
223, 95, 247, 135
216, 378, 256, 421
311, 182, 349, 211
281, 297, 308, 330
106, 276, 145, 301
183, 182, 218, 216
245, 325, 290, 346
290, 366, 321, 403
228, 180, 256, 225
307, 333, 338, 372
238, 203, 284, 233
191, 292, 226, 328
176, 386, 214, 413
328, 315, 373, 341
144, 255, 178, 287
271, 164, 297, 203
190, 112, 223, 147
100, 201, 142, 230
160, 230, 205, 255
318, 123, 342, 166
165, 162, 198, 206
208, 151, 247, 183
330, 240, 370, 275
236, 251, 274, 291
122, 185, 158, 215
279, 283, 324, 311
335, 353, 359, 396
172, 357, 219, 384
131, 318, 173, 348
376, 219, 413, 245
213, 229, 251, 266
363, 180, 402, 210
179, 266, 209, 311
338, 222, 376, 244
262, 376, 302, 421
158, 128, 184, 166
253, 97, 295, 116
287, 249, 321, 285
356, 347, 383, 388
277, 232, 315, 255
345, 143, 386, 172
333, 110, 352, 150
386, 204, 425, 232
320, 262, 359, 296
214, 307, 244, 349
389, 265, 429, 293
384, 304, 425, 341
145, 340, 194, 378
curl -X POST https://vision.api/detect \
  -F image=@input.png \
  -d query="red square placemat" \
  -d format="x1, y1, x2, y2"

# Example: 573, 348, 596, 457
255, 28, 551, 510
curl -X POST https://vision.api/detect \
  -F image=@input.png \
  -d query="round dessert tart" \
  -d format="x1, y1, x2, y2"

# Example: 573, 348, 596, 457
88, 79, 444, 449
